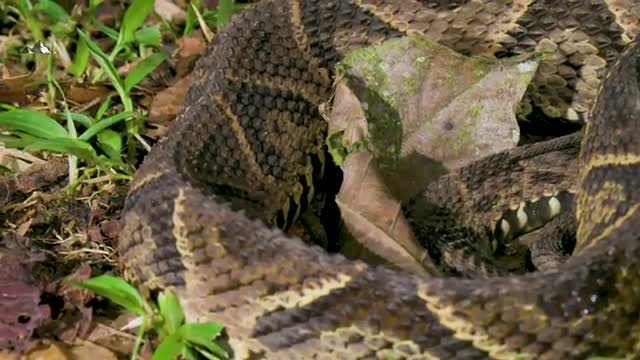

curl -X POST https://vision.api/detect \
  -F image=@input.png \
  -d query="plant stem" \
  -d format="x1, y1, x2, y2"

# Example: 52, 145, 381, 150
130, 316, 148, 360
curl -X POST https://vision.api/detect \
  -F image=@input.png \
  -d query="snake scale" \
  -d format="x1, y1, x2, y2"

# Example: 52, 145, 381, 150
119, 1, 640, 359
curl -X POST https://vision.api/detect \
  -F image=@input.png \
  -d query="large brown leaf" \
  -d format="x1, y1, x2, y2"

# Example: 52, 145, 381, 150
328, 36, 539, 271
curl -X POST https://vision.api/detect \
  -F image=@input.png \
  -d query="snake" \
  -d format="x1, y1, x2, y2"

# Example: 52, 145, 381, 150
119, 1, 640, 359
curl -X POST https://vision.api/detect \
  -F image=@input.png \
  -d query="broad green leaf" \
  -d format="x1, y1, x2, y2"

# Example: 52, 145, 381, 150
191, 346, 226, 360
153, 333, 185, 360
180, 323, 224, 343
157, 290, 185, 335
120, 0, 155, 44
34, 0, 70, 22
193, 346, 229, 360
69, 112, 94, 128
180, 323, 227, 358
182, 348, 202, 360
215, 0, 235, 29
69, 275, 146, 316
0, 109, 68, 139
124, 52, 168, 93
97, 129, 122, 161
68, 35, 90, 77
134, 25, 161, 46
95, 97, 111, 121
79, 111, 134, 141
25, 138, 99, 162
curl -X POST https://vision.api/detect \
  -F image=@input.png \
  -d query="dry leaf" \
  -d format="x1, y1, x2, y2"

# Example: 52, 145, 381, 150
329, 36, 538, 201
148, 74, 194, 125
336, 151, 433, 274
328, 36, 539, 270
69, 342, 118, 360
154, 0, 186, 22
0, 251, 51, 351
25, 342, 68, 360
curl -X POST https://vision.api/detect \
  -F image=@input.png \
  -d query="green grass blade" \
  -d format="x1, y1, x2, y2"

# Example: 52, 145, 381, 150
68, 112, 95, 128
96, 129, 122, 161
24, 138, 99, 162
0, 133, 38, 148
120, 0, 155, 44
157, 290, 185, 335
77, 29, 132, 110
134, 25, 161, 46
95, 96, 112, 121
79, 111, 133, 141
184, 0, 200, 36
95, 23, 120, 41
68, 35, 90, 77
124, 51, 168, 93
0, 109, 69, 139
69, 275, 147, 316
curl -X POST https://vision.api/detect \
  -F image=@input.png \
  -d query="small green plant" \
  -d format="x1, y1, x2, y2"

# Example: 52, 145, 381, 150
0, 106, 134, 180
70, 275, 229, 360
1, 0, 169, 183
184, 0, 246, 37
77, 27, 167, 160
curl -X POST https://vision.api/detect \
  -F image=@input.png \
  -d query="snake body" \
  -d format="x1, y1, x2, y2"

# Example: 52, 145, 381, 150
120, 1, 640, 358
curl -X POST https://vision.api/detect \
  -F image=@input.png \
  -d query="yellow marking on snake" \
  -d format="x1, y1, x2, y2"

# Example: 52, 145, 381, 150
213, 95, 276, 184
319, 326, 441, 360
418, 282, 541, 360
577, 203, 640, 253
127, 171, 167, 195
581, 153, 640, 175
256, 273, 353, 311
288, 0, 324, 69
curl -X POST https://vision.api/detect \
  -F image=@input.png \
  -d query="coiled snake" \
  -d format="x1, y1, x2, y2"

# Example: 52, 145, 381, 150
119, 1, 640, 358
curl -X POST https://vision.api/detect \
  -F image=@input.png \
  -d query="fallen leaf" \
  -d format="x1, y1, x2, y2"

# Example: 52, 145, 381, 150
99, 220, 120, 241
86, 313, 139, 356
336, 151, 433, 274
0, 69, 32, 104
154, 0, 186, 22
68, 342, 118, 360
0, 251, 51, 351
148, 74, 194, 125
25, 342, 68, 360
328, 36, 538, 270
329, 36, 538, 201
66, 84, 110, 105
175, 35, 206, 78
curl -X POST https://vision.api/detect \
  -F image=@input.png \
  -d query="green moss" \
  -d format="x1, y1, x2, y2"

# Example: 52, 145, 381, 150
410, 35, 433, 49
467, 105, 481, 118
325, 130, 369, 166
472, 57, 493, 80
